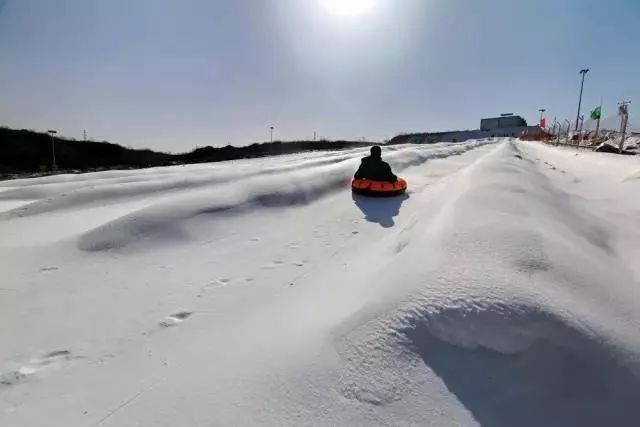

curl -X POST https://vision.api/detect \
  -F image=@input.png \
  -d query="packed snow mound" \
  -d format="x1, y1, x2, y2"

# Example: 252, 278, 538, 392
339, 298, 640, 425
334, 141, 640, 425
402, 303, 640, 426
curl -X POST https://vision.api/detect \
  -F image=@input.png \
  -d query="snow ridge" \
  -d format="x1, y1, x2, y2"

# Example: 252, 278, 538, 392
68, 141, 493, 251
335, 141, 640, 426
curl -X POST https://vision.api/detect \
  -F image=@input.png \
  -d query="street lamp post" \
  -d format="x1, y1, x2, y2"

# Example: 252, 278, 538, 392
579, 115, 584, 133
269, 126, 274, 143
575, 68, 589, 131
47, 129, 58, 171
538, 108, 546, 126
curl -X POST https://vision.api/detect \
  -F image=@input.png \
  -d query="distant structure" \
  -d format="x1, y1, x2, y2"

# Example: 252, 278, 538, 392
390, 113, 540, 145
480, 113, 528, 131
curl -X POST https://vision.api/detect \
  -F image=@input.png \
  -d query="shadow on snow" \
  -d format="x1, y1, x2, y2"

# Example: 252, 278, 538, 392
404, 318, 640, 427
352, 192, 409, 228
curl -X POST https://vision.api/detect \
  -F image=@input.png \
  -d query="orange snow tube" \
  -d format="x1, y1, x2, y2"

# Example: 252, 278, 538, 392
351, 178, 407, 197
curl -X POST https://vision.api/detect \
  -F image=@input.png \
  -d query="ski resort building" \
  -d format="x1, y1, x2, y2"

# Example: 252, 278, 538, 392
480, 114, 528, 131
391, 114, 540, 144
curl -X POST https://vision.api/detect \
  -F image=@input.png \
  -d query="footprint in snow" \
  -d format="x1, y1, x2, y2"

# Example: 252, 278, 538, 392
39, 266, 59, 272
0, 350, 76, 388
261, 260, 285, 270
196, 277, 236, 297
159, 311, 193, 328
200, 278, 232, 292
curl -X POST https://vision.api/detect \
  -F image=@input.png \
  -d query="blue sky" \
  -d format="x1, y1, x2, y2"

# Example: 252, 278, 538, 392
1, 0, 638, 152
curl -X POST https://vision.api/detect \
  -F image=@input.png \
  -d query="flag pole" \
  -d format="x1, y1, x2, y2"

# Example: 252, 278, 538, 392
594, 97, 602, 139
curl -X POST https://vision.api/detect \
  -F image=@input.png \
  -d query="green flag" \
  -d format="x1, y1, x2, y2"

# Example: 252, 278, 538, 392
590, 106, 602, 120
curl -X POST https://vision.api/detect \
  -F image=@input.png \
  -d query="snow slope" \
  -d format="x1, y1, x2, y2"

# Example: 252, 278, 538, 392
2, 139, 640, 426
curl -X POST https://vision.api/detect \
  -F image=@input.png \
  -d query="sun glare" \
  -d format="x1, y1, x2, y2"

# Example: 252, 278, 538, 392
319, 0, 376, 16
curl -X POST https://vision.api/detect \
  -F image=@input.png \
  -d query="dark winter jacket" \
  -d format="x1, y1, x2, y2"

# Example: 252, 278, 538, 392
354, 156, 397, 182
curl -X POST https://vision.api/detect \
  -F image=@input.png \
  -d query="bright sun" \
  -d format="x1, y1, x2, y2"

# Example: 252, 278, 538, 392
319, 0, 376, 16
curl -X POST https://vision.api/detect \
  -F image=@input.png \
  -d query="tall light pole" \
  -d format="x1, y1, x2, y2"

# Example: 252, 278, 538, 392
579, 115, 585, 146
269, 126, 274, 143
47, 129, 58, 171
579, 115, 584, 133
575, 68, 589, 131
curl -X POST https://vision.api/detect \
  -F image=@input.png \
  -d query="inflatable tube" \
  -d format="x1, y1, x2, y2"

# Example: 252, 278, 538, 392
351, 178, 407, 197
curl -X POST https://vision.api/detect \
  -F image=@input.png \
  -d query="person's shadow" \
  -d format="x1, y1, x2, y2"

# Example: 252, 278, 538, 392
352, 192, 409, 228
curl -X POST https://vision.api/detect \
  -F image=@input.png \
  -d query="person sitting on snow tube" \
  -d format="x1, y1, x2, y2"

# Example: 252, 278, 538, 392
354, 146, 397, 183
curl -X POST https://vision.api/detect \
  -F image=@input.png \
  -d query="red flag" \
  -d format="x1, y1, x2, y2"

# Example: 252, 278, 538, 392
540, 117, 546, 129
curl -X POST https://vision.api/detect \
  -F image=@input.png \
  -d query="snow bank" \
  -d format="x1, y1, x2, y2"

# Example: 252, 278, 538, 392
595, 135, 640, 154
334, 141, 640, 425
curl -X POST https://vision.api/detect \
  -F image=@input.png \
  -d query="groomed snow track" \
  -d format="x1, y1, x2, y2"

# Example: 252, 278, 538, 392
2, 139, 640, 426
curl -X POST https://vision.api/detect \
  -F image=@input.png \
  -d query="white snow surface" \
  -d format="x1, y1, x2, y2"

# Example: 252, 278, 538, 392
2, 139, 640, 426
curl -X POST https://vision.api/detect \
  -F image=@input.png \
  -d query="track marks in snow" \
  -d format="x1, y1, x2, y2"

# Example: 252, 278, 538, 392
197, 277, 236, 297
2, 350, 74, 386
93, 379, 164, 426
263, 258, 308, 269
158, 311, 194, 328
0, 350, 77, 388
260, 259, 287, 270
